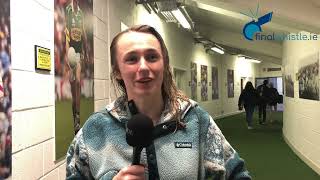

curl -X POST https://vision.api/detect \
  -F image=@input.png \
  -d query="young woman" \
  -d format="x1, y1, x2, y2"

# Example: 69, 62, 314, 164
66, 25, 251, 180
238, 81, 259, 129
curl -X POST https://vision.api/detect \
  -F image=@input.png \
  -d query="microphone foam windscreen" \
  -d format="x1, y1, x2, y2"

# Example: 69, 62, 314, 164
126, 113, 154, 147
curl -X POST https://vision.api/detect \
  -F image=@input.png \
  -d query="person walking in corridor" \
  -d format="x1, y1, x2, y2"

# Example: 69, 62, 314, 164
238, 81, 259, 129
267, 83, 280, 123
256, 80, 270, 125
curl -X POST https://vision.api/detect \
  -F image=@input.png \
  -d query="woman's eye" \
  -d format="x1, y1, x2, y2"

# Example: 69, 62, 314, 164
125, 56, 138, 63
146, 54, 159, 62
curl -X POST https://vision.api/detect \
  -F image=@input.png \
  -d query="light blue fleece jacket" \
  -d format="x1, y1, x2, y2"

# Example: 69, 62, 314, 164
66, 96, 251, 180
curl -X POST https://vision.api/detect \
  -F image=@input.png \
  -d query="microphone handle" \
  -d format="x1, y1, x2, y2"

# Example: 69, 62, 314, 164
132, 146, 143, 165
128, 100, 139, 115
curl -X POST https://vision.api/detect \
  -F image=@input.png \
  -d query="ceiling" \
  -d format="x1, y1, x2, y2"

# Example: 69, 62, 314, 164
180, 0, 320, 64
185, 0, 320, 33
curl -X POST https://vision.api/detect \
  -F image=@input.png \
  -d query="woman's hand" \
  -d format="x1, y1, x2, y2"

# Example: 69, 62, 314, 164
113, 165, 145, 180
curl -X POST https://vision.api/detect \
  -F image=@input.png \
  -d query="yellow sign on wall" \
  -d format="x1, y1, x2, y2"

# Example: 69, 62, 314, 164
35, 45, 51, 71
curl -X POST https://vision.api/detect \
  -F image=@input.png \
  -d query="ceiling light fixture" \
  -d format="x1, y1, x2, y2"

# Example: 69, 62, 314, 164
171, 8, 191, 29
238, 55, 261, 63
245, 58, 261, 63
137, 1, 194, 30
211, 47, 225, 54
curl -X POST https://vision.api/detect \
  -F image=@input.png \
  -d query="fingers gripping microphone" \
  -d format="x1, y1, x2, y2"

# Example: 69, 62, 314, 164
126, 100, 154, 165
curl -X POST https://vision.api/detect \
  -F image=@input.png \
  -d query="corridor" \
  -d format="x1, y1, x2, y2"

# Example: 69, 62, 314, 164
216, 112, 319, 179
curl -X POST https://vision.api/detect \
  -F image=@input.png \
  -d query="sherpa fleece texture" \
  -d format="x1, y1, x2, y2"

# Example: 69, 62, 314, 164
66, 96, 251, 180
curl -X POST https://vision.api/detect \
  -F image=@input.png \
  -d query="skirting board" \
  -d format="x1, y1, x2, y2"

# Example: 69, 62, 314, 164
283, 134, 320, 175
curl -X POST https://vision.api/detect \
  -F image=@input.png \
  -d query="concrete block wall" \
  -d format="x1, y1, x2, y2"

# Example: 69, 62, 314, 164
93, 0, 110, 111
11, 0, 59, 179
282, 32, 320, 174
11, 0, 109, 179
107, 0, 137, 102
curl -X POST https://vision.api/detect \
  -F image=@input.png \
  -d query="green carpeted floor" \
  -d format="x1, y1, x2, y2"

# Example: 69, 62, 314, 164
215, 111, 320, 180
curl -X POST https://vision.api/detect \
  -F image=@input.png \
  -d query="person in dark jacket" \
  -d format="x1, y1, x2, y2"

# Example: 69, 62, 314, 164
268, 83, 279, 123
256, 80, 270, 125
268, 83, 279, 110
238, 81, 259, 129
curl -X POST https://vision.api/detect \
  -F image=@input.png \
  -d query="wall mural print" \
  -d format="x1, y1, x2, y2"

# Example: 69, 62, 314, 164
227, 69, 234, 98
190, 62, 197, 101
54, 0, 94, 160
201, 65, 208, 101
297, 52, 319, 100
0, 0, 11, 178
284, 64, 294, 98
212, 66, 219, 100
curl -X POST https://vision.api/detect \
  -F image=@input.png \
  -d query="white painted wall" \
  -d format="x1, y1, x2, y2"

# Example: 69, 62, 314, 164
11, 0, 109, 179
11, 0, 60, 179
108, 0, 136, 101
282, 32, 320, 174
257, 61, 282, 77
93, 0, 110, 111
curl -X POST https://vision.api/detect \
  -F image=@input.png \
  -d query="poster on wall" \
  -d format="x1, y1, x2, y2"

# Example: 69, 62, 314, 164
54, 0, 94, 160
0, 0, 12, 178
227, 69, 234, 98
284, 65, 294, 98
190, 62, 197, 101
201, 65, 208, 101
297, 53, 319, 100
212, 66, 219, 100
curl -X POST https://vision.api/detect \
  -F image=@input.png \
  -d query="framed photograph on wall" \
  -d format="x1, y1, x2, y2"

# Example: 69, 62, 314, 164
284, 65, 294, 98
227, 69, 234, 98
212, 66, 219, 99
297, 52, 319, 100
201, 65, 208, 101
190, 62, 197, 101
0, 0, 12, 178
54, 0, 94, 160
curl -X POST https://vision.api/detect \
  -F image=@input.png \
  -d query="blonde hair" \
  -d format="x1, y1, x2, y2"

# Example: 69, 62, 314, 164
110, 25, 189, 125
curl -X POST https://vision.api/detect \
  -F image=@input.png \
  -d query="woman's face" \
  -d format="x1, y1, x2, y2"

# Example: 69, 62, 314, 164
116, 32, 164, 99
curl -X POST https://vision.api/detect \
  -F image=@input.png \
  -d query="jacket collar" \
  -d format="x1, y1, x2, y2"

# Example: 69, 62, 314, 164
105, 96, 197, 124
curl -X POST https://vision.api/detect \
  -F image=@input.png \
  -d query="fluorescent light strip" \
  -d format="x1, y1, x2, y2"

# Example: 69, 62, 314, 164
211, 47, 224, 54
238, 56, 245, 61
197, 2, 249, 21
171, 9, 191, 29
161, 11, 176, 22
245, 58, 261, 63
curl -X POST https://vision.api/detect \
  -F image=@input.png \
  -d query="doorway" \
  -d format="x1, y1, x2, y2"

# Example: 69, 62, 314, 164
173, 67, 187, 93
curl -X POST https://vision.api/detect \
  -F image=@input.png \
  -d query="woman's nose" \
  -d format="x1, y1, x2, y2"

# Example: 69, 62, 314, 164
138, 58, 150, 76
138, 58, 149, 70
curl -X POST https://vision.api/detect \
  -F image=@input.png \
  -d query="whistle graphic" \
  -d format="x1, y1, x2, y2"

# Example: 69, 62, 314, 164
243, 12, 273, 40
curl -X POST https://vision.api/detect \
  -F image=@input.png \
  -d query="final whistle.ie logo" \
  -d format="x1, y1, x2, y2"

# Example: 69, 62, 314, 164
242, 4, 273, 41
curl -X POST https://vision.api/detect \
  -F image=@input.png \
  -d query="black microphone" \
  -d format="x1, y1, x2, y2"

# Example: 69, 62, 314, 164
126, 101, 154, 165
128, 100, 139, 115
